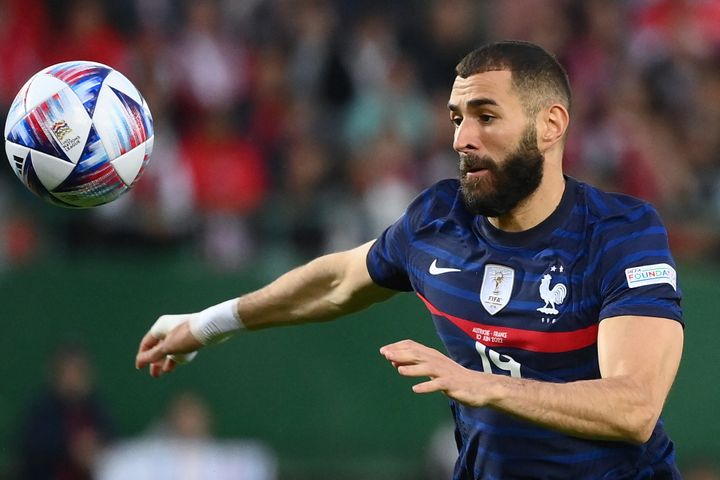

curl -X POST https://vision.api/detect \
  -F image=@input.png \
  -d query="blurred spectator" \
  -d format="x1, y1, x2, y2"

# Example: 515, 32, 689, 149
260, 137, 336, 262
16, 342, 114, 480
421, 89, 461, 186
97, 390, 276, 480
1, 213, 39, 267
43, 0, 131, 71
346, 11, 399, 93
168, 0, 252, 123
347, 133, 420, 239
343, 58, 433, 153
284, 0, 354, 137
411, 0, 485, 92
181, 109, 268, 269
0, 0, 49, 107
182, 115, 266, 215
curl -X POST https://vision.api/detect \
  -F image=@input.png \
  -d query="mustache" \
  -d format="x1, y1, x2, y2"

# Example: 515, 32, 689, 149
459, 154, 496, 174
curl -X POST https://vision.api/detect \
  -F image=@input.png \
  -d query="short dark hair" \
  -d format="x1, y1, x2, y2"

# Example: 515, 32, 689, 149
455, 40, 571, 117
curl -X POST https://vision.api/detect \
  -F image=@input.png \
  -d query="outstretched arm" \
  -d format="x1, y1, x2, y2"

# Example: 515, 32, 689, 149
237, 241, 394, 328
137, 241, 395, 376
381, 315, 683, 444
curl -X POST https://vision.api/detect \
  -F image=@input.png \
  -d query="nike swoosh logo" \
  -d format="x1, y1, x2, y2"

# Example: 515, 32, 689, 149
429, 259, 462, 275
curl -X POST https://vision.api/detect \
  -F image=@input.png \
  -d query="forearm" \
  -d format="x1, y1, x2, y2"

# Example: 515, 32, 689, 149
486, 374, 657, 443
382, 341, 659, 443
238, 253, 351, 328
239, 246, 393, 329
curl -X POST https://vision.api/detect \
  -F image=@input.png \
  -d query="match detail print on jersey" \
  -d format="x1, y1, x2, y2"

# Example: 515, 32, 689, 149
417, 293, 599, 353
480, 264, 514, 315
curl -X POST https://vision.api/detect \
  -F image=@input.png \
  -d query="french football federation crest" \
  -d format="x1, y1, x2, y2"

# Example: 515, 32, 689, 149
537, 274, 567, 315
480, 264, 514, 315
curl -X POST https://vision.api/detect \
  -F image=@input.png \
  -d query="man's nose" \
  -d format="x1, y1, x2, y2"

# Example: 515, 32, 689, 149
453, 120, 481, 154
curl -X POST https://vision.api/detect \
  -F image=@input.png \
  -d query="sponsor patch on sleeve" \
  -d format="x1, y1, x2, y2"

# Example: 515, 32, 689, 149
625, 263, 677, 291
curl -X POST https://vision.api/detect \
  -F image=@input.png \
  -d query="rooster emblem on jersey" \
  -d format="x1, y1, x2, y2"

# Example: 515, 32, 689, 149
537, 274, 567, 315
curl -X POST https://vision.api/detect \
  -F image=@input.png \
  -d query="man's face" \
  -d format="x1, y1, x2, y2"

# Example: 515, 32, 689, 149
448, 71, 544, 217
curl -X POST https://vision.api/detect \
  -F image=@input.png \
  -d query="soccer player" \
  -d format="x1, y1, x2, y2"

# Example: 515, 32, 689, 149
136, 41, 684, 479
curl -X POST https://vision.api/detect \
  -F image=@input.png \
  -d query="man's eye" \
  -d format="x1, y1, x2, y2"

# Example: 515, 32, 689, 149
451, 117, 462, 127
479, 114, 495, 124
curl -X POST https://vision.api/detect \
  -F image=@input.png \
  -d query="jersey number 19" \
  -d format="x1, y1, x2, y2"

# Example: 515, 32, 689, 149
475, 342, 522, 378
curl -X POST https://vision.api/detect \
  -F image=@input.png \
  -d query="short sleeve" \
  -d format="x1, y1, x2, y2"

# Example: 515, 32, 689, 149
596, 204, 683, 325
365, 180, 457, 292
366, 214, 413, 292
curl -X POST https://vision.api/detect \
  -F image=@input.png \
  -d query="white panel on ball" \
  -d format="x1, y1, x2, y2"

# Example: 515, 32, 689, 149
22, 74, 70, 120
4, 80, 34, 138
111, 142, 146, 185
29, 150, 77, 190
101, 70, 143, 105
44, 87, 94, 165
93, 84, 127, 159
144, 134, 154, 158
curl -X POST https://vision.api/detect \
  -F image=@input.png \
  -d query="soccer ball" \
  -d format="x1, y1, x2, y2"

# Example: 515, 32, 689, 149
4, 61, 153, 208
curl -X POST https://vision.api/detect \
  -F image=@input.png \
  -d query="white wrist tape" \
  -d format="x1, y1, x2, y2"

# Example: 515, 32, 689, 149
189, 298, 244, 345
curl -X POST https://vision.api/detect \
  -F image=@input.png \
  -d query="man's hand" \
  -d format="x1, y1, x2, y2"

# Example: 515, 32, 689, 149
136, 314, 204, 378
380, 339, 489, 407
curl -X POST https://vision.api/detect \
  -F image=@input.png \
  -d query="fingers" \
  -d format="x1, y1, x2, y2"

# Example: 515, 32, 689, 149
163, 357, 177, 373
149, 361, 163, 378
137, 332, 159, 357
380, 339, 438, 378
380, 339, 436, 365
136, 341, 169, 370
380, 339, 451, 394
136, 324, 167, 370
147, 356, 176, 378
396, 363, 434, 378
412, 378, 443, 394
136, 319, 203, 374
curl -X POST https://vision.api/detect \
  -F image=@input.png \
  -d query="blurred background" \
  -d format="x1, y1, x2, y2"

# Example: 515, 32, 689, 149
1, 0, 720, 478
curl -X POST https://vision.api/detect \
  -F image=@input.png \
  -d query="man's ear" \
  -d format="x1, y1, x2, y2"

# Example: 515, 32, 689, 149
538, 104, 569, 150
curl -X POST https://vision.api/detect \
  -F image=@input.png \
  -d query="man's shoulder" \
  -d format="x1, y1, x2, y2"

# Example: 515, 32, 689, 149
574, 178, 661, 226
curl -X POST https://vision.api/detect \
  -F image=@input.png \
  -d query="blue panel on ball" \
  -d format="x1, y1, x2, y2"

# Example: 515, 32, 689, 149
46, 61, 112, 118
109, 87, 150, 154
52, 161, 127, 208
74, 125, 109, 174
6, 97, 71, 162
53, 125, 127, 208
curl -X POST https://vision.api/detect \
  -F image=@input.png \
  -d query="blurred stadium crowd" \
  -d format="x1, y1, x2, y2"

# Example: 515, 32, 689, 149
2, 0, 720, 270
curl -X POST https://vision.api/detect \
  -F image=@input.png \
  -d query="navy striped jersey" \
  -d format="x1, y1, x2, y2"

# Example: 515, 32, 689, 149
366, 176, 683, 480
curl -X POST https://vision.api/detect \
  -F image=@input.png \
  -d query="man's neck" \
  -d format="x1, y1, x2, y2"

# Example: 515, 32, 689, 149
487, 171, 566, 232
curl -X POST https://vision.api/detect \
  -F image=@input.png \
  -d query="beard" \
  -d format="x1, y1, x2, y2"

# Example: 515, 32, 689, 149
459, 125, 544, 217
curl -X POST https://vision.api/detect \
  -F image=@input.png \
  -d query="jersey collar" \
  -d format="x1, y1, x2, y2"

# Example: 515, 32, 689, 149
475, 176, 578, 248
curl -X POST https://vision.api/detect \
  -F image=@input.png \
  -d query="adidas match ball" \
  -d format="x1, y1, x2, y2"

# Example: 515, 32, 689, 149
4, 61, 153, 208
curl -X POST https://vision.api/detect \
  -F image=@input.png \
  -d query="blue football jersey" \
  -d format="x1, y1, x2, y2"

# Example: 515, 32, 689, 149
366, 177, 683, 480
